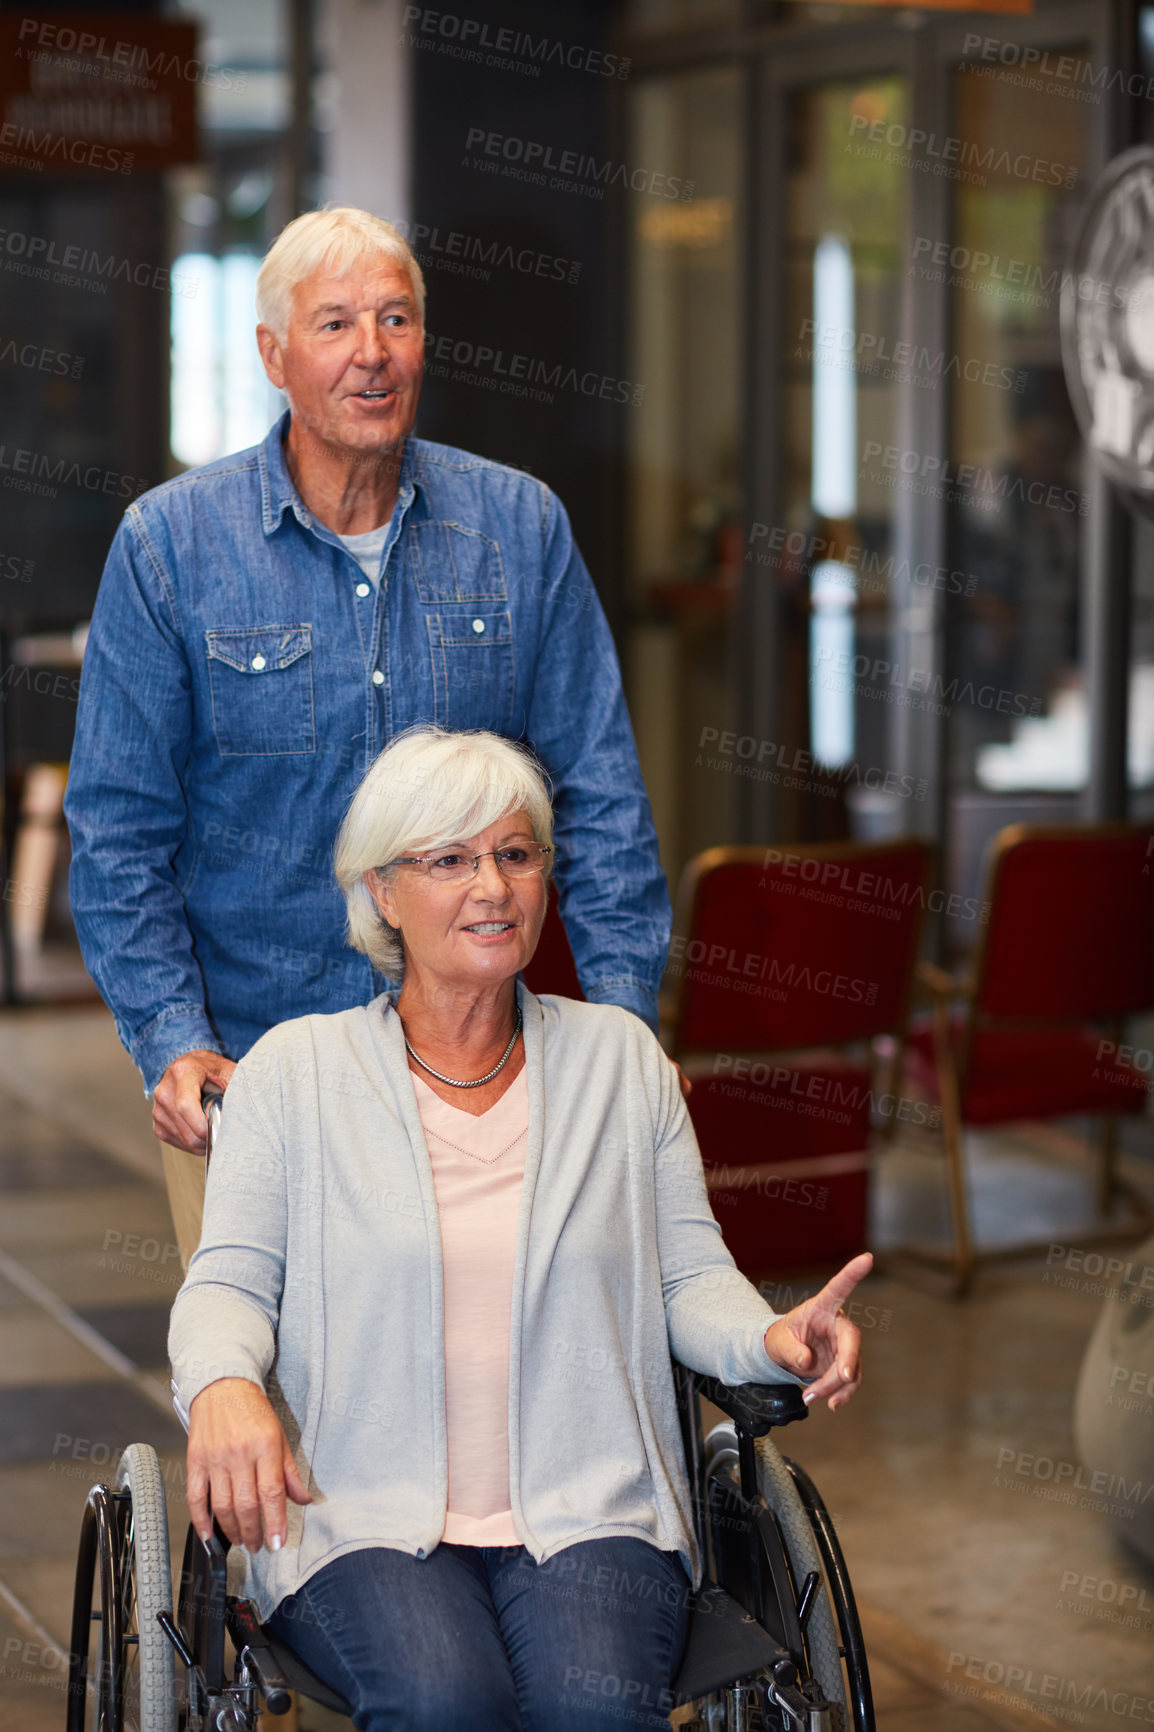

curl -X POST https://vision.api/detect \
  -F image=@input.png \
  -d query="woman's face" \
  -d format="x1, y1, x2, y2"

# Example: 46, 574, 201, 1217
368, 809, 547, 997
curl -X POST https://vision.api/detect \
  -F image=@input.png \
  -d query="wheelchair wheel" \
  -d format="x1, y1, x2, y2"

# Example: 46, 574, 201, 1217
699, 1423, 873, 1732
66, 1443, 177, 1732
782, 1457, 873, 1732
756, 1437, 851, 1729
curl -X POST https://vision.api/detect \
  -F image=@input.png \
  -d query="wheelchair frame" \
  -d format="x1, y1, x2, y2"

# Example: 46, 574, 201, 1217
65, 1099, 874, 1732
65, 1370, 873, 1732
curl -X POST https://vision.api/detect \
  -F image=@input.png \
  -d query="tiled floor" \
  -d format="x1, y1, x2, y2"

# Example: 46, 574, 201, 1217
0, 1005, 1152, 1731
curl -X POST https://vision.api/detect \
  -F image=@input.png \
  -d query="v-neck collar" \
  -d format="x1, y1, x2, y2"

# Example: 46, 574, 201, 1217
411, 1063, 527, 1125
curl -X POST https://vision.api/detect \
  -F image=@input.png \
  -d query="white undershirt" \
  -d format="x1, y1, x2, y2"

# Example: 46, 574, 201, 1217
336, 521, 391, 587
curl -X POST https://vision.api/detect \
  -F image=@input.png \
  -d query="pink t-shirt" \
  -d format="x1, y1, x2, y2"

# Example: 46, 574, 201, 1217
413, 1066, 528, 1547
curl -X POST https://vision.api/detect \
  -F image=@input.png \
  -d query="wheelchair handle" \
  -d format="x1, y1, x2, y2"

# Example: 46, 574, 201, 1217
201, 1088, 224, 1169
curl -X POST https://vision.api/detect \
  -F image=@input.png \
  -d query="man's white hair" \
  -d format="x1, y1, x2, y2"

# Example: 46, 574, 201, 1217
256, 206, 426, 343
334, 727, 555, 979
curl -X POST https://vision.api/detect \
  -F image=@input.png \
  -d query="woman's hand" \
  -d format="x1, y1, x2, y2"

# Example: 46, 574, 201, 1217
186, 1377, 312, 1553
763, 1252, 874, 1412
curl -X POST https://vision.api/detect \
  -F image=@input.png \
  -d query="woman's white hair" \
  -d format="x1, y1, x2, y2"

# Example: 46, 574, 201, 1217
256, 206, 426, 343
334, 727, 555, 979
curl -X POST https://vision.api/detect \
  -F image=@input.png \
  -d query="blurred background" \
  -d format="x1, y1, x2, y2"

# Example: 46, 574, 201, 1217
1, 3, 1154, 1730
2, 0, 1153, 995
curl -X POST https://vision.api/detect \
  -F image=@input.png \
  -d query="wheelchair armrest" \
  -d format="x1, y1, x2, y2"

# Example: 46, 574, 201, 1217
687, 1371, 809, 1437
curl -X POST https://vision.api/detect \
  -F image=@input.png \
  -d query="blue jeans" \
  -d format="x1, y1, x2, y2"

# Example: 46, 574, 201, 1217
267, 1537, 691, 1731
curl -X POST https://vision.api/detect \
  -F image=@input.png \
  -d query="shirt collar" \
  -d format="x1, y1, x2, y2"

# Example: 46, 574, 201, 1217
258, 408, 420, 536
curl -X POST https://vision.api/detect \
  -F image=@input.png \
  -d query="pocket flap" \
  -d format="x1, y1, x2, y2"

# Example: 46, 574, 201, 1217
427, 608, 513, 647
206, 625, 313, 675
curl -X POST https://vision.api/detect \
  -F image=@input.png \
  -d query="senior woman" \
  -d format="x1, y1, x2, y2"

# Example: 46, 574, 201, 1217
170, 725, 871, 1732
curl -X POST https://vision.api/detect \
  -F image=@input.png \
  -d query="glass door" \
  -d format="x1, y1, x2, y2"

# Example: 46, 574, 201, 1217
780, 72, 914, 838
751, 4, 1113, 946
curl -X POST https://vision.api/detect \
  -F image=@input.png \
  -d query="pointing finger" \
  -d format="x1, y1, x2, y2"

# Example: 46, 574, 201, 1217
813, 1252, 873, 1316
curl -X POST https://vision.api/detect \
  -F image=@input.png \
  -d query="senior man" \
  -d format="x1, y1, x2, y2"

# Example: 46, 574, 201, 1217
64, 205, 670, 1267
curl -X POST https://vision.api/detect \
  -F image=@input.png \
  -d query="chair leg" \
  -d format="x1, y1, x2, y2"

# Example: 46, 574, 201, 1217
940, 1100, 975, 1295
932, 1000, 974, 1294
1097, 1117, 1117, 1216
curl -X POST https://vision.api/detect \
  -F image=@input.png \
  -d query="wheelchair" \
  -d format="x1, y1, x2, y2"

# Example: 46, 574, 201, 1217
66, 1104, 875, 1732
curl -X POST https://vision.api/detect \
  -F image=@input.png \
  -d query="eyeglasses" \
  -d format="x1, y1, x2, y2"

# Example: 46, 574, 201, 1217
390, 842, 553, 884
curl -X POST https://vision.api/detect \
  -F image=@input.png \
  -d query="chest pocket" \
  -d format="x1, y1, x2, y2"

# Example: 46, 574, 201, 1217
205, 625, 316, 756
407, 522, 506, 603
426, 609, 514, 729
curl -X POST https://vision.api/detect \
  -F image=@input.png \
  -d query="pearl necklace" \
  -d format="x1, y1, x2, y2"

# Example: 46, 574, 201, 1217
404, 1006, 523, 1088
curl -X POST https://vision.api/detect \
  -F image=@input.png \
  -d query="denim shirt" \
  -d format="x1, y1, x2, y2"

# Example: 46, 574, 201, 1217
64, 412, 671, 1094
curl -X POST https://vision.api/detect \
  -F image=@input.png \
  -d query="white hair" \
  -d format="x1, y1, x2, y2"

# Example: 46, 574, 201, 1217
334, 727, 555, 979
256, 205, 426, 343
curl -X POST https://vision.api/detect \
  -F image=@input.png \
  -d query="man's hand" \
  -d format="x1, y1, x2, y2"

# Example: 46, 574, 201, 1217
187, 1378, 312, 1553
763, 1252, 873, 1412
153, 1050, 237, 1154
669, 1058, 692, 1100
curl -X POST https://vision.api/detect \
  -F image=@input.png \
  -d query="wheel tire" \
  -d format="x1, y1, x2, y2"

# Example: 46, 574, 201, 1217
755, 1435, 849, 1732
114, 1444, 177, 1732
66, 1490, 112, 1731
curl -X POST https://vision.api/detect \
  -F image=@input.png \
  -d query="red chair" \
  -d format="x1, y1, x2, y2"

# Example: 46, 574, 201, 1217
668, 841, 933, 1278
522, 883, 583, 1000
906, 824, 1154, 1291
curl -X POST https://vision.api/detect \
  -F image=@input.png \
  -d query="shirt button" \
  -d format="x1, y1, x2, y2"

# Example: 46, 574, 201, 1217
372, 669, 385, 686
472, 618, 485, 634
355, 582, 370, 598
251, 654, 266, 670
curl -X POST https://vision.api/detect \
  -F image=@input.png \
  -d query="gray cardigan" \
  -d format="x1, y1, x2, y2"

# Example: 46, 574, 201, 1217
168, 985, 796, 1617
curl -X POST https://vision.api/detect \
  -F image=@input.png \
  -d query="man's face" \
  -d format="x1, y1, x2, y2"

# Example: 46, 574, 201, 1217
257, 256, 424, 457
